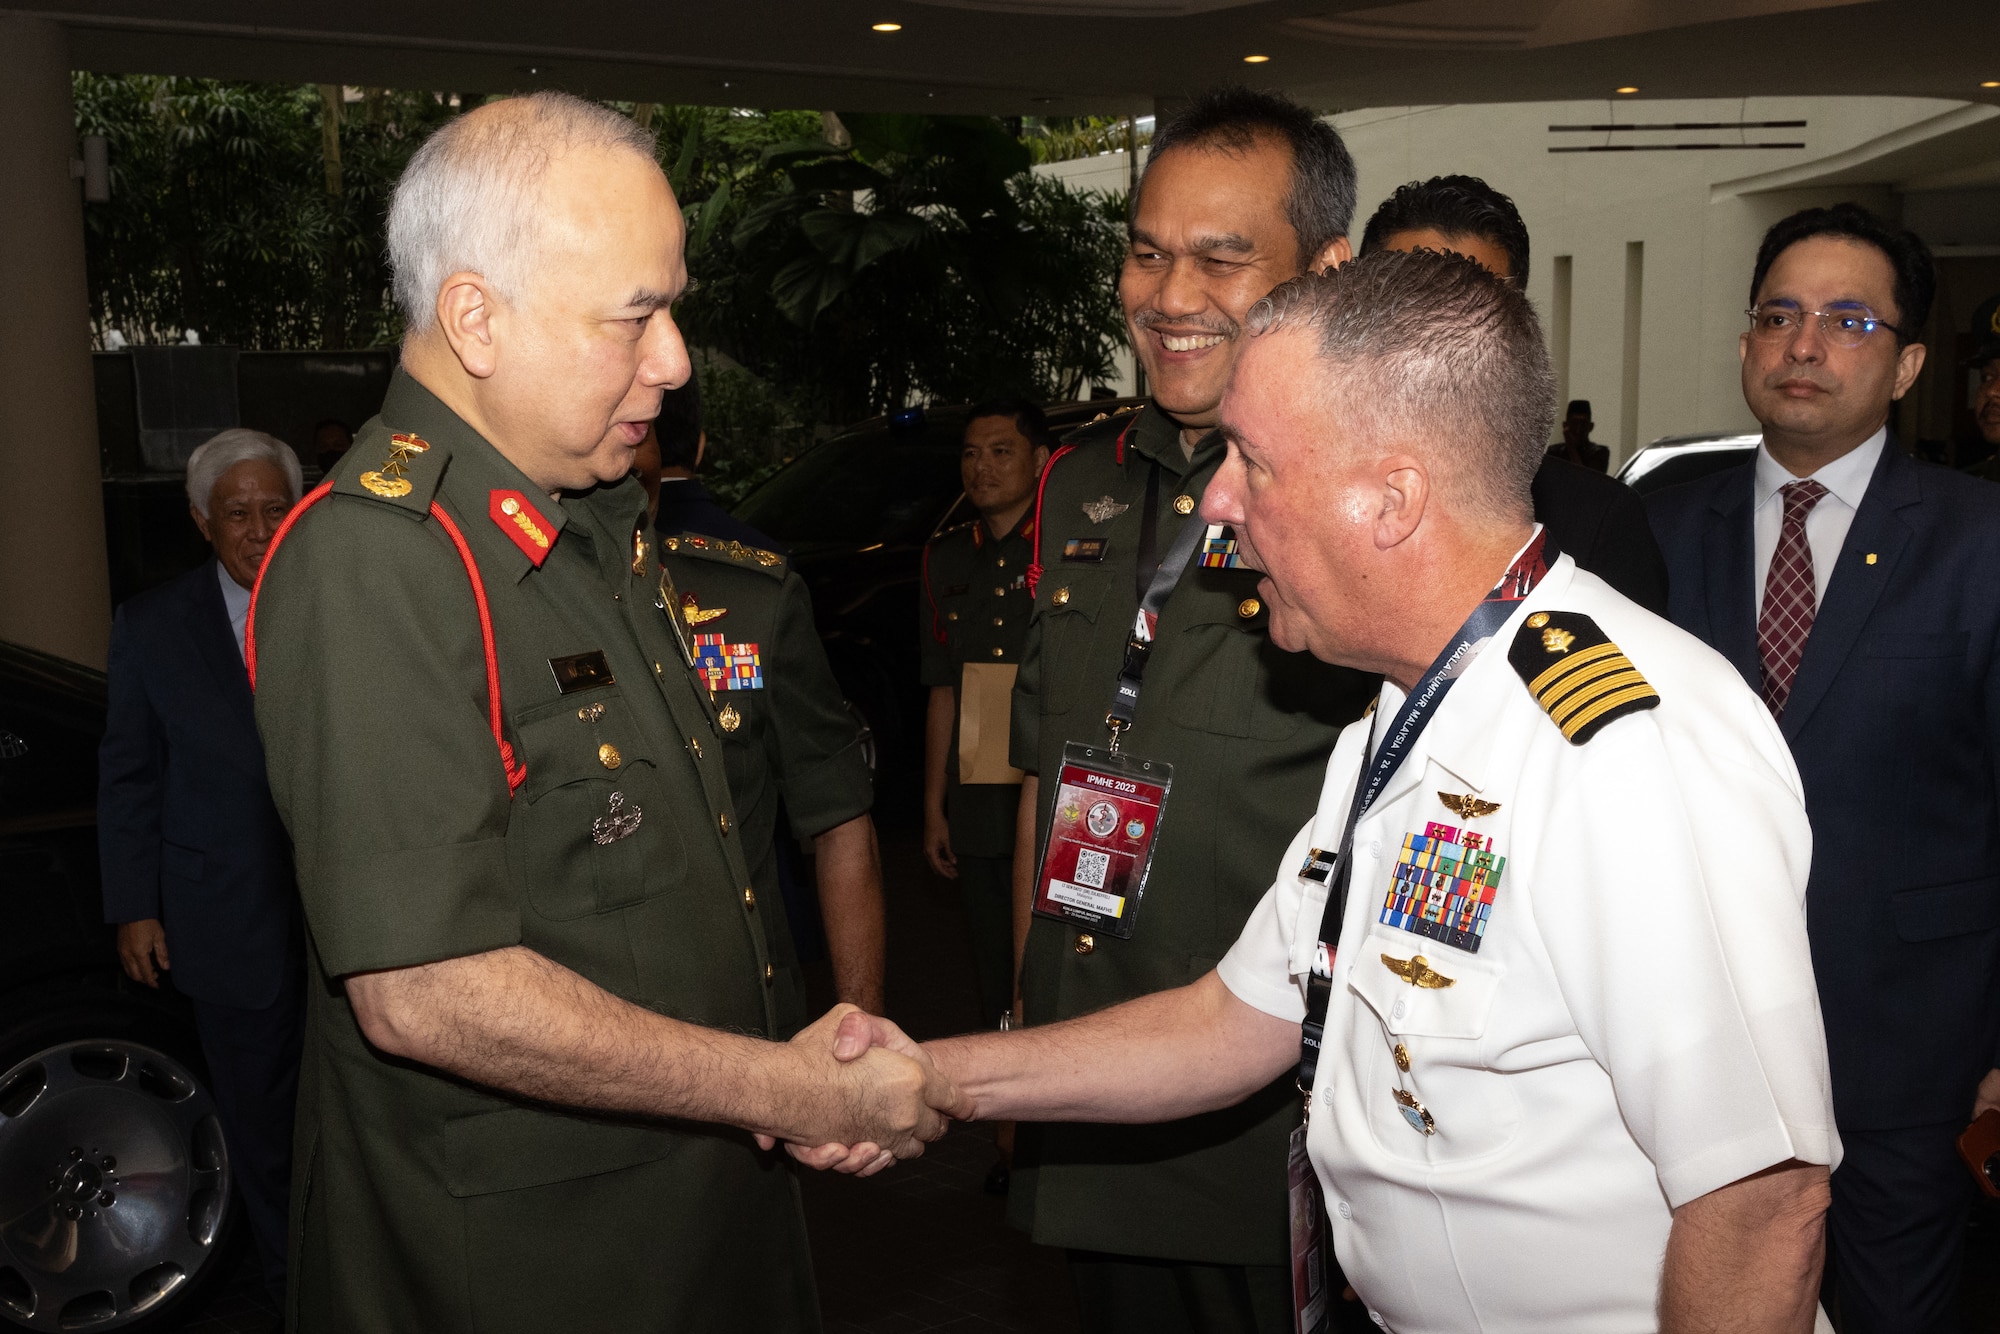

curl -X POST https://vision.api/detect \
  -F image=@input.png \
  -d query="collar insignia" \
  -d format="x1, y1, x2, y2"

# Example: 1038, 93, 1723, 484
489, 489, 555, 567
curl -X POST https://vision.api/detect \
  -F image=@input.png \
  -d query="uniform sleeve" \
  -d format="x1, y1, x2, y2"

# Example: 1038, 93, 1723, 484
918, 540, 954, 689
766, 571, 874, 840
252, 499, 521, 977
1532, 694, 1838, 1207
97, 604, 165, 924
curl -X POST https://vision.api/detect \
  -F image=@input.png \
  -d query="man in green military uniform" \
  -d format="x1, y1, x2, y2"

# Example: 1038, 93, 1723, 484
1006, 88, 1376, 1331
920, 399, 1055, 1027
659, 527, 884, 1031
250, 92, 957, 1333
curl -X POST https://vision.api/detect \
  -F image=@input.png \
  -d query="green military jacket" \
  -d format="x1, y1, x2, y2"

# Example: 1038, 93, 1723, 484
254, 372, 818, 1333
919, 510, 1035, 858
659, 531, 874, 1036
1007, 403, 1377, 1266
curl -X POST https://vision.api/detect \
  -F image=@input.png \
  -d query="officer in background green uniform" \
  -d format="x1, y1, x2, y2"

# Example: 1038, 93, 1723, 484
660, 530, 882, 1033
250, 92, 953, 1334
920, 400, 1055, 1026
1005, 90, 1374, 1332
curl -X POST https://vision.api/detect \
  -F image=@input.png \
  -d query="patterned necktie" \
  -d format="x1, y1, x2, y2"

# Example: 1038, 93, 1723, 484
1758, 478, 1830, 718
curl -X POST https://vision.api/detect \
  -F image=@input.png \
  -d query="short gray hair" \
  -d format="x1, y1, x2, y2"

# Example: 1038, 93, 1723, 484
185, 429, 304, 516
1246, 248, 1556, 522
387, 91, 660, 334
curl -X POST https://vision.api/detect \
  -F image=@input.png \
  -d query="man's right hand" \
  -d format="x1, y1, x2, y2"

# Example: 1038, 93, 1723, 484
116, 919, 170, 987
755, 1005, 970, 1173
922, 809, 958, 879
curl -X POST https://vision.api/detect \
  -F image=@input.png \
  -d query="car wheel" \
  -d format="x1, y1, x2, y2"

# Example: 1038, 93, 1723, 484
0, 1000, 235, 1332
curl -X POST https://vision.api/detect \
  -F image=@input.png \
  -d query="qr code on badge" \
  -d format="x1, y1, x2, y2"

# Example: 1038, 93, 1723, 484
1074, 847, 1111, 890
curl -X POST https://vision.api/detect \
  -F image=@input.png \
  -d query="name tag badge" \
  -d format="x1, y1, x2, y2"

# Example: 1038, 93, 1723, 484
1031, 742, 1171, 940
549, 650, 615, 695
1289, 1122, 1331, 1334
1063, 537, 1108, 563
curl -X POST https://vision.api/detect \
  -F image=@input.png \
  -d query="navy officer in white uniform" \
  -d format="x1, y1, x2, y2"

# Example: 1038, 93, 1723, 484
798, 249, 1839, 1333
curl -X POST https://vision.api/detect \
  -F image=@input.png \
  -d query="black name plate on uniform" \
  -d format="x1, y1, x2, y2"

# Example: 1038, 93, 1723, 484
1063, 537, 1109, 562
549, 650, 615, 694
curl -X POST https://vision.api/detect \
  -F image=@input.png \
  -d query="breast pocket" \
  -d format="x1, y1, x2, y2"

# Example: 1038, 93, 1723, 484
1035, 573, 1110, 717
1164, 575, 1311, 740
508, 688, 687, 921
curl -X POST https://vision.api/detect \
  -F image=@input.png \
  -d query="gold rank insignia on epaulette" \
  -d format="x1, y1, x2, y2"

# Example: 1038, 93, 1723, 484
661, 533, 786, 577
1508, 610, 1660, 745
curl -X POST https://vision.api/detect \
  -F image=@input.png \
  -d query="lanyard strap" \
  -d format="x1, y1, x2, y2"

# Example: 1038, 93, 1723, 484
1296, 531, 1555, 1098
1107, 465, 1209, 748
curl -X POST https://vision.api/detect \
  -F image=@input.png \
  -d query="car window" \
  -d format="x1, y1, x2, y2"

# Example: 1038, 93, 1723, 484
735, 433, 964, 546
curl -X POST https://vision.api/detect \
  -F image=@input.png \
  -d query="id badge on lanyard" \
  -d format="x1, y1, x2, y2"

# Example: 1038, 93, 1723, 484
1288, 1121, 1331, 1334
1031, 742, 1171, 939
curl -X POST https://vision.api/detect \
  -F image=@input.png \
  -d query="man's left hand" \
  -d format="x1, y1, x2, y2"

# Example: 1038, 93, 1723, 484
1974, 1068, 2000, 1120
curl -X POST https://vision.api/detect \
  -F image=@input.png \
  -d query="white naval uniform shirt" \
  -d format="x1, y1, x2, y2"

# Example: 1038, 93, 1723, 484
1218, 556, 1839, 1334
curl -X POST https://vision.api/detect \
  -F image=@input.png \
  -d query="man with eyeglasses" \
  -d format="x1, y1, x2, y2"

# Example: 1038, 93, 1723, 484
1648, 203, 2000, 1334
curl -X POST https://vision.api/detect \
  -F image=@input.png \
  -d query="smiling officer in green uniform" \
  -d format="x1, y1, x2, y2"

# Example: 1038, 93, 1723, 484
249, 92, 959, 1334
920, 399, 1056, 1027
1006, 90, 1375, 1333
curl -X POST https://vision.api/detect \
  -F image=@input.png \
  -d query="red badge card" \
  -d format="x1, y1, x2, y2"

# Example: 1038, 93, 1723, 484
1031, 743, 1173, 939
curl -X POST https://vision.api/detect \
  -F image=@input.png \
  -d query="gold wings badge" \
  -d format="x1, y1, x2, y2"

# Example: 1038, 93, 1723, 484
1437, 791, 1501, 820
1381, 953, 1456, 989
680, 593, 727, 626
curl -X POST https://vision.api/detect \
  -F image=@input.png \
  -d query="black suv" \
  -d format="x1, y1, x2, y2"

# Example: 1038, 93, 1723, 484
0, 642, 238, 1331
733, 397, 1142, 782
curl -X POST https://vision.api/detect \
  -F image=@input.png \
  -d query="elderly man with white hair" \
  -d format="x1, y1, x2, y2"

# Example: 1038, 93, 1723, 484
99, 427, 306, 1309
248, 91, 962, 1332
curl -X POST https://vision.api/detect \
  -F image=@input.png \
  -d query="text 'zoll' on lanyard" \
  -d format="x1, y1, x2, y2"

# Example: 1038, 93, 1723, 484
1295, 530, 1556, 1111
1105, 463, 1208, 754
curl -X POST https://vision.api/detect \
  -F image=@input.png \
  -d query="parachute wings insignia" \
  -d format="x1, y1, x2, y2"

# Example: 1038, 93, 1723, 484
1509, 611, 1660, 745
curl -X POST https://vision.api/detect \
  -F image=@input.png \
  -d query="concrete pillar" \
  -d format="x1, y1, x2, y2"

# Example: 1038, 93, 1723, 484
0, 17, 108, 669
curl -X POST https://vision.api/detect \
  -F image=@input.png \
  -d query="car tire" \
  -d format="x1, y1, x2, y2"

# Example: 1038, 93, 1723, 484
0, 985, 241, 1332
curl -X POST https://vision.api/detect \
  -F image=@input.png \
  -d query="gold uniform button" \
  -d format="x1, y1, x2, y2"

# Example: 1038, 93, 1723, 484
1237, 597, 1261, 619
598, 743, 622, 770
689, 737, 703, 759
1052, 587, 1071, 607
993, 586, 1006, 597
1074, 933, 1096, 955
743, 887, 756, 910
996, 557, 1007, 568
1527, 612, 1550, 629
991, 647, 1004, 658
763, 963, 774, 985
719, 813, 732, 836
1394, 1043, 1411, 1072
993, 617, 1004, 627
653, 661, 664, 675
577, 702, 604, 724
1173, 494, 1195, 515
947, 610, 959, 621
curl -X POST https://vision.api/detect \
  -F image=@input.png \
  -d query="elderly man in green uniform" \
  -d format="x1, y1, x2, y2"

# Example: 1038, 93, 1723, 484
921, 398, 1056, 1028
250, 92, 958, 1333
1006, 87, 1376, 1332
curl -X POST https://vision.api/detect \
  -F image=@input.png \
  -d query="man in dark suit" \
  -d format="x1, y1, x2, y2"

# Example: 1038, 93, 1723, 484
1358, 175, 1668, 612
100, 428, 306, 1306
1647, 203, 2000, 1334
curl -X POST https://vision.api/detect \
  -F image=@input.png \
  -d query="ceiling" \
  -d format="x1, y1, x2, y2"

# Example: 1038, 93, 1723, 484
11, 0, 2000, 117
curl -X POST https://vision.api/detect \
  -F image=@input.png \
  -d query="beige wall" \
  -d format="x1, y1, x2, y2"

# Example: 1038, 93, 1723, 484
0, 17, 110, 667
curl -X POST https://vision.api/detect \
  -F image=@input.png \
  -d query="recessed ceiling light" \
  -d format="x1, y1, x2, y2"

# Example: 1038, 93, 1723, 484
872, 22, 902, 31
1243, 54, 1271, 63
1984, 80, 2000, 88
1615, 85, 1639, 94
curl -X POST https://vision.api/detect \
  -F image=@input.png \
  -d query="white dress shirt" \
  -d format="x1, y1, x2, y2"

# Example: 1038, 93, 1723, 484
1218, 556, 1837, 1333
1752, 427, 1884, 619
218, 560, 253, 662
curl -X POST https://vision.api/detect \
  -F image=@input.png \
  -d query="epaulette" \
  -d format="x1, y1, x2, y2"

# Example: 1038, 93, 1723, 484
331, 424, 447, 514
661, 532, 788, 579
1058, 401, 1143, 446
1508, 611, 1659, 745
928, 518, 978, 547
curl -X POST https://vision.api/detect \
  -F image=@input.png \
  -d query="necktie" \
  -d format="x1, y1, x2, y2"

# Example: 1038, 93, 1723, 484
1758, 478, 1829, 718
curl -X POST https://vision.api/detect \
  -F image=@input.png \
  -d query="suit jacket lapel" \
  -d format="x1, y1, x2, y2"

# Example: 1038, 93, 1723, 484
1780, 443, 1918, 742
1702, 465, 1761, 691
189, 559, 259, 736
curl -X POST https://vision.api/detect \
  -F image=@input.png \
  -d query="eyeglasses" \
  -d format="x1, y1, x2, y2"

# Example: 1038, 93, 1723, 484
1745, 303, 1905, 349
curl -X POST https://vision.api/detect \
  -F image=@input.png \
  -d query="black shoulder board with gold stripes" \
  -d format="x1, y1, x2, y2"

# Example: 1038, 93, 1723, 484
1508, 611, 1659, 745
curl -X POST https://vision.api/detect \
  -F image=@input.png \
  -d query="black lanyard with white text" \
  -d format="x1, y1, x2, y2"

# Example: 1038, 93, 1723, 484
1106, 461, 1208, 747
1295, 531, 1555, 1101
